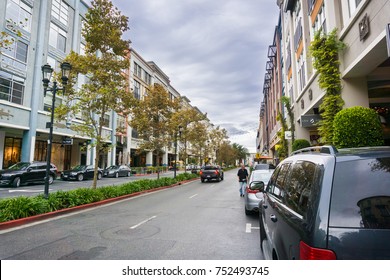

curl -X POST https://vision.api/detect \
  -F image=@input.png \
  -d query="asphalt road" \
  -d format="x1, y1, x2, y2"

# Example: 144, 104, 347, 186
0, 169, 263, 260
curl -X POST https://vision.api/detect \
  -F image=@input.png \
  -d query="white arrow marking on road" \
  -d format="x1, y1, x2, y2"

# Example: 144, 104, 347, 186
9, 189, 52, 193
189, 194, 198, 199
130, 215, 157, 229
246, 223, 260, 233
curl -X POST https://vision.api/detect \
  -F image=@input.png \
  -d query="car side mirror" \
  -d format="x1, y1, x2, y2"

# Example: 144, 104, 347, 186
27, 167, 32, 172
249, 181, 265, 192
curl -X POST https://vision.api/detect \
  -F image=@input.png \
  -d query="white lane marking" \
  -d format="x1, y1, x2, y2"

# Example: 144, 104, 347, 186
246, 223, 260, 233
130, 216, 157, 229
189, 194, 198, 199
8, 189, 52, 193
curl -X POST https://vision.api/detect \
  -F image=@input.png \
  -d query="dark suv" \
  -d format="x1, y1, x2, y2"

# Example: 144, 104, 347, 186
200, 165, 224, 182
0, 162, 58, 188
259, 146, 390, 260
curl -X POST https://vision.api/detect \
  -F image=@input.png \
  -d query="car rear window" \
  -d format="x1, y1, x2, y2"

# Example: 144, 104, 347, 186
330, 157, 390, 229
203, 166, 218, 170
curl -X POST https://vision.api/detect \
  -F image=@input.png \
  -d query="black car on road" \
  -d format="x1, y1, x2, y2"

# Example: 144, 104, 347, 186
200, 165, 224, 182
0, 161, 57, 188
259, 145, 390, 260
61, 165, 102, 181
103, 165, 131, 178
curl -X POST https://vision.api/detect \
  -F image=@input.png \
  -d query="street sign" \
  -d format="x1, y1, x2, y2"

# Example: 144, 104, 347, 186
62, 138, 73, 145
300, 114, 321, 127
285, 131, 292, 140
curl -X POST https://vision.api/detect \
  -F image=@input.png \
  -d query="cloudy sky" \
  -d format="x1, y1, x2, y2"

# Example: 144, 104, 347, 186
111, 0, 280, 153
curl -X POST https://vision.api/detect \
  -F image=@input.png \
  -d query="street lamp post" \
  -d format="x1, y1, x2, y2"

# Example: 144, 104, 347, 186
174, 125, 183, 178
41, 62, 72, 198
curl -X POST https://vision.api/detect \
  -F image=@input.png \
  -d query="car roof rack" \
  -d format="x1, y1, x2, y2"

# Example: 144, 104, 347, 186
290, 145, 338, 156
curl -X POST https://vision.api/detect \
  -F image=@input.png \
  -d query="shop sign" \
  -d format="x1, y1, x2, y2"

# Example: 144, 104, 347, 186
300, 115, 321, 127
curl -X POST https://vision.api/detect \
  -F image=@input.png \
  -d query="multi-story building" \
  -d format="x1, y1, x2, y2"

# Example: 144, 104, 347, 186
258, 0, 390, 160
0, 0, 209, 171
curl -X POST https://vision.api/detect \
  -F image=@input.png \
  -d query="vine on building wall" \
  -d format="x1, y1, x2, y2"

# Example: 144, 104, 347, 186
281, 96, 295, 143
309, 29, 345, 144
276, 112, 288, 160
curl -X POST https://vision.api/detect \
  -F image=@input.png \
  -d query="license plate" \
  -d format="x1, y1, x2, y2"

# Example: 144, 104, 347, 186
207, 175, 210, 178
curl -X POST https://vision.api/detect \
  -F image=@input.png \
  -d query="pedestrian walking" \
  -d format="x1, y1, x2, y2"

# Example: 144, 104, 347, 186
237, 163, 248, 197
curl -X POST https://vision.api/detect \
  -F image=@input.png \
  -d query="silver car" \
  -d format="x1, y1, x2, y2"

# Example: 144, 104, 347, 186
244, 169, 273, 215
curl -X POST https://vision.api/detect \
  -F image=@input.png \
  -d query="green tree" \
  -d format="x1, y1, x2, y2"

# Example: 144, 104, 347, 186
208, 126, 228, 165
232, 143, 249, 164
56, 0, 131, 189
170, 106, 207, 170
309, 29, 345, 144
281, 96, 295, 143
217, 141, 236, 166
1, 19, 25, 53
188, 121, 209, 165
129, 83, 179, 177
276, 112, 288, 159
333, 106, 384, 148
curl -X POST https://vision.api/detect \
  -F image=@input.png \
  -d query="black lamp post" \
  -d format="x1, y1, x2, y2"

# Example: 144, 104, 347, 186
174, 125, 183, 179
41, 62, 72, 198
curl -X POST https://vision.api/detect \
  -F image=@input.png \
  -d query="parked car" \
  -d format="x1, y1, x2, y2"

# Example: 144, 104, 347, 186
0, 161, 57, 188
244, 169, 273, 215
200, 165, 224, 182
61, 165, 102, 181
253, 163, 276, 170
103, 165, 131, 178
259, 145, 390, 260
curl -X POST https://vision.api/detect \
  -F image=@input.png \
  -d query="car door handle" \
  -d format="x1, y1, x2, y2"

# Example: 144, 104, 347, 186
270, 214, 277, 222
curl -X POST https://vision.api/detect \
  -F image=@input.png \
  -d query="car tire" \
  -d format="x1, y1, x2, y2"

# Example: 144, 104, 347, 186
201, 178, 205, 183
12, 177, 21, 188
115, 172, 119, 178
97, 172, 102, 180
259, 213, 266, 251
217, 177, 221, 182
77, 174, 84, 181
245, 207, 252, 216
48, 175, 54, 185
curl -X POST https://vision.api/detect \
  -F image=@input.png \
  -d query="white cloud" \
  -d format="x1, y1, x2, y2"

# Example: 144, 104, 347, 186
111, 0, 279, 151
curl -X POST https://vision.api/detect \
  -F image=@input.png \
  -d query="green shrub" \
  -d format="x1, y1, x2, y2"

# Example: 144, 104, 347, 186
333, 106, 384, 148
0, 196, 48, 222
292, 139, 311, 152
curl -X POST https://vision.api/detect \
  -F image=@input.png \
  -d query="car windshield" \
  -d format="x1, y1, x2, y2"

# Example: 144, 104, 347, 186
8, 162, 30, 170
252, 172, 273, 184
72, 165, 87, 171
107, 166, 119, 170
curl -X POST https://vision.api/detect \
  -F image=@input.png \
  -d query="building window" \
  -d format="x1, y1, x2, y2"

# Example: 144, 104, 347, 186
3, 137, 22, 168
51, 0, 69, 26
349, 0, 363, 16
0, 71, 24, 105
134, 62, 142, 77
49, 23, 67, 52
145, 72, 152, 85
312, 2, 326, 34
6, 0, 32, 33
1, 40, 28, 71
102, 114, 110, 128
298, 56, 306, 91
133, 80, 140, 100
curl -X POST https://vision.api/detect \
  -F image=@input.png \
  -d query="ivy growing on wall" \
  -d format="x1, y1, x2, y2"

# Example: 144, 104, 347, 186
309, 29, 345, 144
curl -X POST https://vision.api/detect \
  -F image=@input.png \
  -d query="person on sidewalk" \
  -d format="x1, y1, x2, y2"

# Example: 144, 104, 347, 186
237, 164, 248, 197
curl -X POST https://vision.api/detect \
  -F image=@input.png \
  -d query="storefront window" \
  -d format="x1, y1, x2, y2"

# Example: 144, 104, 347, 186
3, 137, 22, 168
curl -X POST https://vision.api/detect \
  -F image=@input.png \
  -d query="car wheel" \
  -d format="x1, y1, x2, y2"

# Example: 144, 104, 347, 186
217, 177, 221, 182
115, 172, 119, 178
77, 174, 84, 181
259, 213, 266, 251
201, 178, 205, 183
48, 175, 54, 185
97, 172, 102, 180
12, 177, 21, 188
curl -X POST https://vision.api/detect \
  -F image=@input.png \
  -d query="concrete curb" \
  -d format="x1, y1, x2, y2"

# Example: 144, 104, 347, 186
0, 178, 198, 230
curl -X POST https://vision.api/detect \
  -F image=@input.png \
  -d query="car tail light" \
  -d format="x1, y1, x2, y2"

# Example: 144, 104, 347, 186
246, 186, 258, 194
299, 241, 336, 260
214, 170, 219, 175
199, 171, 203, 175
